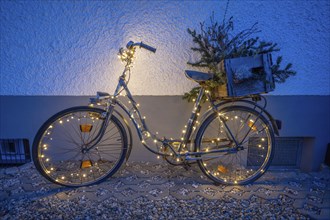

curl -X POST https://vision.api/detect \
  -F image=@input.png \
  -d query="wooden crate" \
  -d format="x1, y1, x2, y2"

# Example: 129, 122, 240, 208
213, 53, 274, 98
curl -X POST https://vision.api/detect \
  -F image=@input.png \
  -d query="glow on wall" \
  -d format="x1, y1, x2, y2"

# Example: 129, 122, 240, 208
0, 1, 329, 96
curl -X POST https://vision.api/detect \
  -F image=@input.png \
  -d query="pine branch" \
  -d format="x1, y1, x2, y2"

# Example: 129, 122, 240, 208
184, 14, 296, 102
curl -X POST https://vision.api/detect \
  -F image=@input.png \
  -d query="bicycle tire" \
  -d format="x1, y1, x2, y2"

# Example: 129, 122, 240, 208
32, 106, 128, 187
195, 105, 275, 185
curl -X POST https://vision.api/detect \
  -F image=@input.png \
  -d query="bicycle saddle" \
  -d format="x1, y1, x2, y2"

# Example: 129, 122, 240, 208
185, 70, 213, 83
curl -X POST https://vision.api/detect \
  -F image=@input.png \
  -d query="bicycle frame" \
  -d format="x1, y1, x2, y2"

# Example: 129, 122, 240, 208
86, 67, 251, 161
110, 73, 206, 158
86, 49, 279, 161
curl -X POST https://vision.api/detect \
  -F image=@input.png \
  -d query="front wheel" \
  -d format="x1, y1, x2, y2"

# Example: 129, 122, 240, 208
195, 106, 275, 185
32, 106, 128, 187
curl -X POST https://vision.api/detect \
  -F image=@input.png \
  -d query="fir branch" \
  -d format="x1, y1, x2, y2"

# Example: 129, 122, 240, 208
184, 14, 296, 102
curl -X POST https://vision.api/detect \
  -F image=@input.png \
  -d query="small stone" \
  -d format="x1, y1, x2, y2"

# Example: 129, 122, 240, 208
18, 162, 34, 171
0, 191, 9, 201
5, 166, 19, 175
192, 183, 199, 188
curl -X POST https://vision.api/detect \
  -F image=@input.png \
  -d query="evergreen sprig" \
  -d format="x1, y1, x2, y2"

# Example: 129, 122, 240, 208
184, 15, 296, 102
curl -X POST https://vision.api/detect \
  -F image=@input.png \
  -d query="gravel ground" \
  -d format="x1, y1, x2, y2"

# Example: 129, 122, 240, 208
0, 194, 309, 219
1, 162, 329, 219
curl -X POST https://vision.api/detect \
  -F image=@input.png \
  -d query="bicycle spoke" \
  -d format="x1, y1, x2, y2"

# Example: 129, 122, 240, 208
35, 108, 127, 187
197, 107, 274, 185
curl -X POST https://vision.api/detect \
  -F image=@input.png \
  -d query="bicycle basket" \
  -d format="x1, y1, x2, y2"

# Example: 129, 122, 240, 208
212, 53, 275, 99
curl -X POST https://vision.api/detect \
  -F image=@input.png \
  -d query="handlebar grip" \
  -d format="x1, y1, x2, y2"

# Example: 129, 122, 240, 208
140, 42, 156, 53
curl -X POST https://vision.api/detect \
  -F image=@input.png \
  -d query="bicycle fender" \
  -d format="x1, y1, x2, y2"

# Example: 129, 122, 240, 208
201, 101, 280, 136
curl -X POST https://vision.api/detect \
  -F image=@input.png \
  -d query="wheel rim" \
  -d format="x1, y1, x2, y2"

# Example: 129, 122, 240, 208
37, 110, 125, 186
198, 107, 273, 185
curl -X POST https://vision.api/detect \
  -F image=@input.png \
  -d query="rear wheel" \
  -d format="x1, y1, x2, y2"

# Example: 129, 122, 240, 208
32, 106, 127, 187
195, 106, 275, 185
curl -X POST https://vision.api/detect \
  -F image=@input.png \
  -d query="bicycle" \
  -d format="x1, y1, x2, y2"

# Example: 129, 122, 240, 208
32, 41, 280, 187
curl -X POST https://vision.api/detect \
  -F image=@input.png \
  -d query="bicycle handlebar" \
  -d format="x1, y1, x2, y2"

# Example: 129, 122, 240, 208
126, 41, 156, 53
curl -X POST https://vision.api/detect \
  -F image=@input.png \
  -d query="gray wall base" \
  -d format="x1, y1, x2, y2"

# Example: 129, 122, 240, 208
1, 95, 329, 171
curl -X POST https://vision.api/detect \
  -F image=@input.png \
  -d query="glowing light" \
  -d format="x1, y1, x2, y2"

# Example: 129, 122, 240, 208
59, 120, 63, 124
157, 156, 160, 159
83, 174, 87, 177
61, 176, 65, 180
46, 158, 50, 162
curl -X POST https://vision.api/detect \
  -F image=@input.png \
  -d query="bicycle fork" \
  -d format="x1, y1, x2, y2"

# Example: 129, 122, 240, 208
84, 100, 116, 153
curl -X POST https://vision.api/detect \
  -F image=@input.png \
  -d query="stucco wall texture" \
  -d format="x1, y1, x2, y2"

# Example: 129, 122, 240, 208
0, 0, 329, 96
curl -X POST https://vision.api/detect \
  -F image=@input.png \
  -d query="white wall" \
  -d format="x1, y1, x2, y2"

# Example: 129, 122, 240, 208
0, 0, 329, 96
